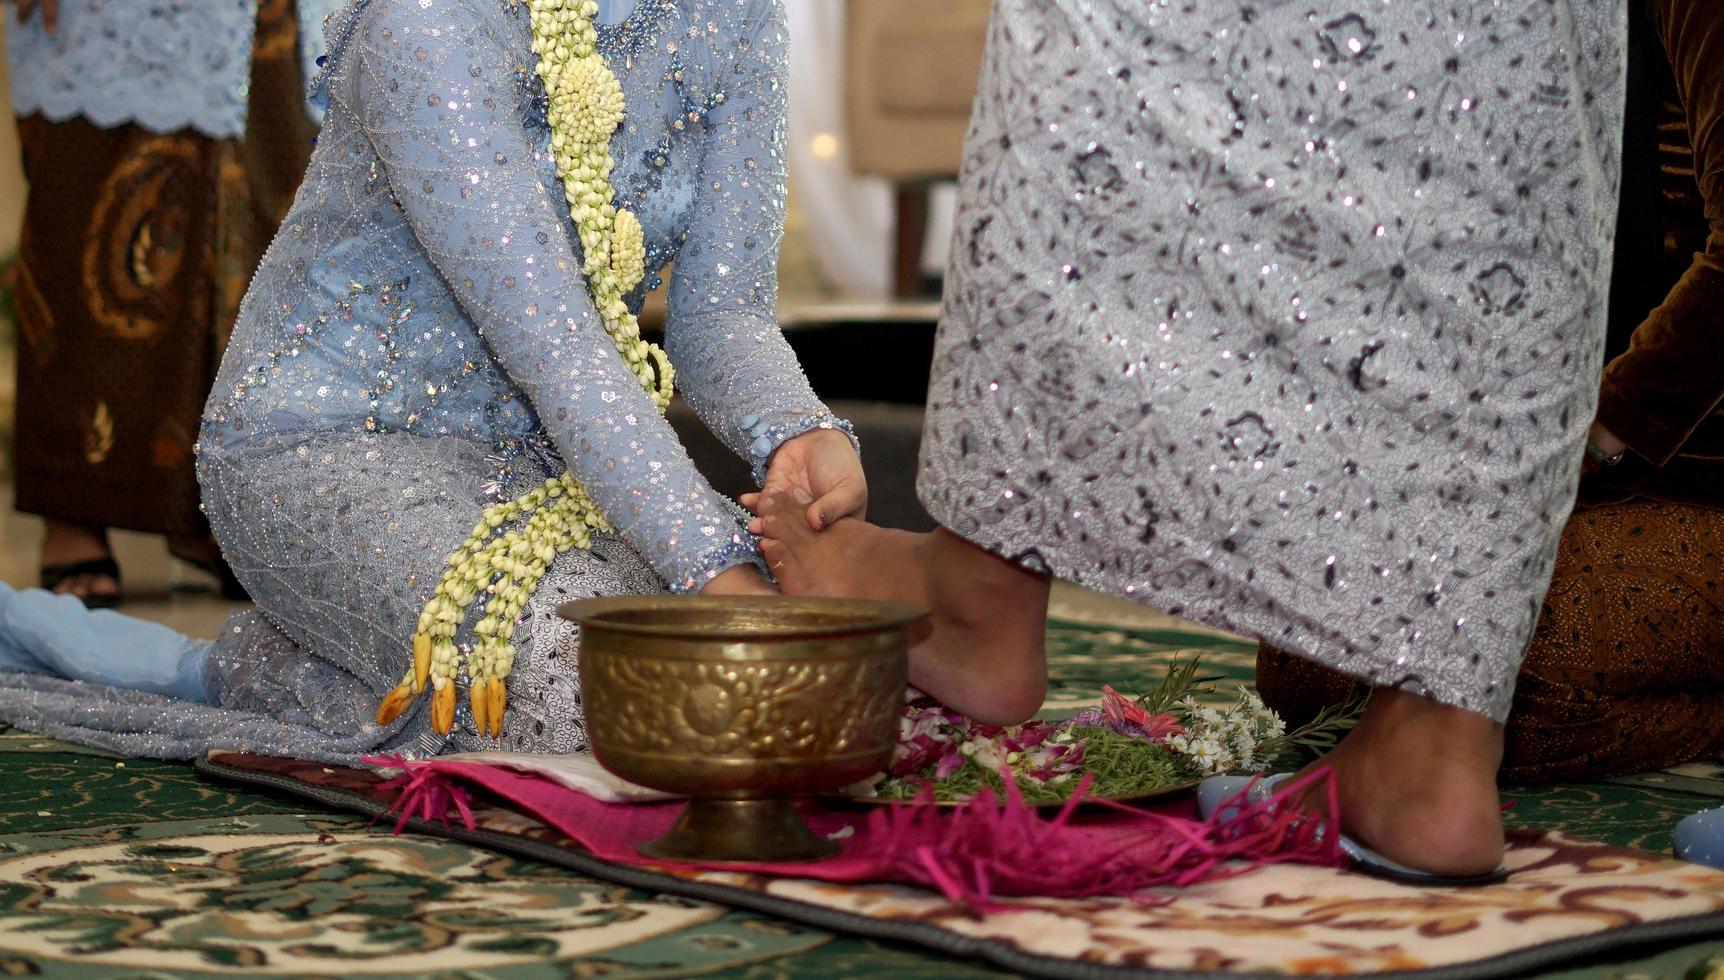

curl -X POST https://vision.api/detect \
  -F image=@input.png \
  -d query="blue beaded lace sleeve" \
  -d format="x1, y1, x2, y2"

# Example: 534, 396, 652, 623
663, 0, 855, 484
350, 1, 757, 592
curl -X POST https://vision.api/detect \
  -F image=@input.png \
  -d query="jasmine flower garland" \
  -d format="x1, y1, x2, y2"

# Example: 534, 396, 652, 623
378, 0, 671, 738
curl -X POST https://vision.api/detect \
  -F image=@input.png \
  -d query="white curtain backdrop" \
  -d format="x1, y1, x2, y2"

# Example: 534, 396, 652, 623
785, 0, 893, 299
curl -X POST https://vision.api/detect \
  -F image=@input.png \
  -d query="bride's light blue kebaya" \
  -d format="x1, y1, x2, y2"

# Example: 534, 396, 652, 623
0, 0, 852, 762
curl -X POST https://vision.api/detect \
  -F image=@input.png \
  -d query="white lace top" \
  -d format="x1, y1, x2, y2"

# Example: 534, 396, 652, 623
6, 0, 345, 136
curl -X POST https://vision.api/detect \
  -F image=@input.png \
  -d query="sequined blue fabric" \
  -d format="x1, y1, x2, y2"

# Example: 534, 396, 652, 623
211, 0, 837, 592
0, 0, 846, 761
6, 0, 343, 137
918, 0, 1625, 721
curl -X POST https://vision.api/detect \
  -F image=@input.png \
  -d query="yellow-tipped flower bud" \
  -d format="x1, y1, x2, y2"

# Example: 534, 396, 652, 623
470, 678, 491, 736
412, 631, 432, 691
432, 681, 456, 735
487, 679, 506, 737
376, 681, 416, 726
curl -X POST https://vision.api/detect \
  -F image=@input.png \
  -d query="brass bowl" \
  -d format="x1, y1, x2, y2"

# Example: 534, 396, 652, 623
560, 595, 927, 863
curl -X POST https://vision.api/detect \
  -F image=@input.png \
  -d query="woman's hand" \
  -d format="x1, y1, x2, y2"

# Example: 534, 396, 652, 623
700, 564, 778, 597
17, 0, 60, 32
740, 428, 866, 532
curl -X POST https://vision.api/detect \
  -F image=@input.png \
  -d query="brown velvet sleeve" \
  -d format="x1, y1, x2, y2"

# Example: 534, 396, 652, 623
1597, 0, 1724, 467
1596, 231, 1724, 465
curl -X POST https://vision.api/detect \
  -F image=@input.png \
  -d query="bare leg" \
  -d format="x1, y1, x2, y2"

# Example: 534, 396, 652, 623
165, 531, 251, 601
165, 533, 223, 570
755, 492, 1050, 725
1296, 688, 1507, 877
39, 519, 120, 604
757, 492, 1504, 875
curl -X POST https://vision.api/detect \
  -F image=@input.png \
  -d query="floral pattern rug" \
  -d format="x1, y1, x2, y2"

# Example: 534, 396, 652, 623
197, 752, 1724, 980
1, 619, 1722, 978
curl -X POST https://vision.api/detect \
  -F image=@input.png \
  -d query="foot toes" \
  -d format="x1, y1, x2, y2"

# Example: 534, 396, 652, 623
52, 574, 119, 601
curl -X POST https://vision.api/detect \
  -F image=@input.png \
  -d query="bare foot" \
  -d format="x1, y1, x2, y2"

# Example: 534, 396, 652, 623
1294, 688, 1506, 877
39, 520, 119, 604
755, 496, 929, 606
754, 491, 1052, 725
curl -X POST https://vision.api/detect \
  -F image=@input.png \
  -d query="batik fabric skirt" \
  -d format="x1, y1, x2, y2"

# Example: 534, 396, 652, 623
11, 0, 314, 536
917, 0, 1626, 720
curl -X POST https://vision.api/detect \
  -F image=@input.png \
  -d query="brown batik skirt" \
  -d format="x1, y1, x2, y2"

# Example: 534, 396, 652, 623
12, 0, 313, 537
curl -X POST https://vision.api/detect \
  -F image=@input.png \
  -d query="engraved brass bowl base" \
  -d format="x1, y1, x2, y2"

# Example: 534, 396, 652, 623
638, 798, 838, 863
561, 596, 928, 864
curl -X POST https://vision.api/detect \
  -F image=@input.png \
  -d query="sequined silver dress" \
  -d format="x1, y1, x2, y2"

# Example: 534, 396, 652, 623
918, 0, 1625, 721
0, 0, 850, 760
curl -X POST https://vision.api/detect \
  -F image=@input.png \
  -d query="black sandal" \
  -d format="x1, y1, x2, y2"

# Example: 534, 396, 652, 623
40, 557, 124, 609
171, 551, 250, 602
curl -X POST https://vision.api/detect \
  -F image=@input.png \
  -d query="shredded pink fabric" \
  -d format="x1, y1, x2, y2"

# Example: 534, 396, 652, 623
376, 762, 477, 833
365, 755, 1344, 914
869, 771, 1340, 911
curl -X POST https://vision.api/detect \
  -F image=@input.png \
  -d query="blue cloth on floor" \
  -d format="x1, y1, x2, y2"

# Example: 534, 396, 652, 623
0, 584, 208, 703
1674, 806, 1724, 870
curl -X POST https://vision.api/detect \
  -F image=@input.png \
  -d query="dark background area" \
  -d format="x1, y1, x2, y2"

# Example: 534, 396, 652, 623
658, 318, 940, 532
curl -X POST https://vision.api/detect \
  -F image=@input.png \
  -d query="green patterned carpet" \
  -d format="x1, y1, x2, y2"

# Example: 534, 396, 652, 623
1, 620, 1721, 978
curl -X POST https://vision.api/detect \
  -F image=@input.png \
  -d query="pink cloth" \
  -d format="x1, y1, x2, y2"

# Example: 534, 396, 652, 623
373, 756, 1344, 911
